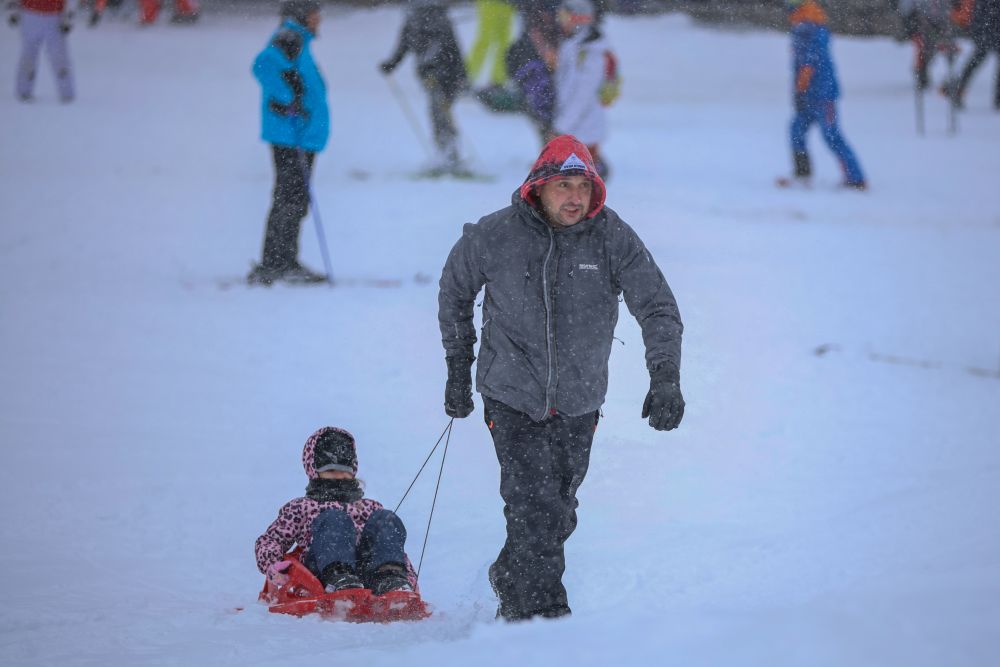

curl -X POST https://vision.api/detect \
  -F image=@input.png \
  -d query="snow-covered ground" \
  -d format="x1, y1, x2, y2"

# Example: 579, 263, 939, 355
2, 6, 999, 666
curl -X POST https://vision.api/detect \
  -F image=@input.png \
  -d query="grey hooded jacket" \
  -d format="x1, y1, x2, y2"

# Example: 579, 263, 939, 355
438, 193, 682, 422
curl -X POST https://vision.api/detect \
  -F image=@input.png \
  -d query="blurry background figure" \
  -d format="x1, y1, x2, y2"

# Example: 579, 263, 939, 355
553, 0, 615, 179
782, 0, 866, 190
945, 0, 1000, 109
895, 0, 956, 91
380, 0, 468, 176
138, 0, 198, 25
502, 0, 561, 145
248, 0, 329, 286
85, 0, 134, 25
8, 0, 76, 103
465, 0, 514, 94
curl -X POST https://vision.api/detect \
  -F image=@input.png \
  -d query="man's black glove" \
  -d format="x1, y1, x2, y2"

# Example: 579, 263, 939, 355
641, 365, 685, 431
8, 12, 18, 27
794, 92, 808, 113
444, 356, 474, 418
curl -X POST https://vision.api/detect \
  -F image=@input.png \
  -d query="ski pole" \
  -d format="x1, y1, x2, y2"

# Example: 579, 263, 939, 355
915, 75, 925, 136
383, 73, 435, 158
292, 116, 334, 284
944, 38, 959, 136
294, 147, 334, 284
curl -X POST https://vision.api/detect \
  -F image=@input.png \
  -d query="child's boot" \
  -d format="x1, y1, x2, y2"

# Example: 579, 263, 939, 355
369, 563, 413, 595
321, 563, 364, 593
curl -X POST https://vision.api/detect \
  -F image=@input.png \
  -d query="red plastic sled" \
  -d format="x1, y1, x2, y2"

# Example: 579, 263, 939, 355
259, 554, 430, 623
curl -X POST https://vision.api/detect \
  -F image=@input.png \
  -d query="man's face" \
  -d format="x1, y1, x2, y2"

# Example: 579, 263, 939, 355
306, 9, 321, 36
538, 175, 593, 228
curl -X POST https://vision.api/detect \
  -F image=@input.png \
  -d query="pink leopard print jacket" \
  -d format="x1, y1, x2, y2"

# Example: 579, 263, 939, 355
254, 495, 388, 574
255, 427, 417, 588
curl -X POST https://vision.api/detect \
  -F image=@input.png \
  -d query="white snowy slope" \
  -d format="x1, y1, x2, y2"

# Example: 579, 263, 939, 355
1, 6, 999, 666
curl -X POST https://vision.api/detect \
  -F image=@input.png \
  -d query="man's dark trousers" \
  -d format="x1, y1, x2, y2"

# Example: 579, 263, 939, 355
483, 396, 598, 620
261, 145, 315, 271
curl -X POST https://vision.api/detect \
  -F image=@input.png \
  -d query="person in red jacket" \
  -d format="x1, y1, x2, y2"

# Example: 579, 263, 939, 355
9, 0, 75, 102
138, 0, 198, 25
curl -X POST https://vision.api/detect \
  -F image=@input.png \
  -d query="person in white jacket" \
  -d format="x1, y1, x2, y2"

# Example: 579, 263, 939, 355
553, 0, 611, 178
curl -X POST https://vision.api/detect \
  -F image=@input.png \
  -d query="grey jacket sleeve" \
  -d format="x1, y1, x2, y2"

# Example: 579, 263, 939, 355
611, 219, 683, 376
438, 222, 487, 360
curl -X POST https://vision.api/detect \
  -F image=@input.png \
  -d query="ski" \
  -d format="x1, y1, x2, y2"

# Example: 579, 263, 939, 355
775, 176, 811, 189
409, 168, 497, 183
212, 273, 433, 291
775, 176, 867, 192
346, 168, 497, 183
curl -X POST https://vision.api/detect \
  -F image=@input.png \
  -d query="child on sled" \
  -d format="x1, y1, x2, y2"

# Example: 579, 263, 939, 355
255, 426, 418, 596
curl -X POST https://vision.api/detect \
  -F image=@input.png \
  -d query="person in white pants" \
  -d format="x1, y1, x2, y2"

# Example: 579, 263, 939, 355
9, 0, 76, 102
553, 0, 613, 179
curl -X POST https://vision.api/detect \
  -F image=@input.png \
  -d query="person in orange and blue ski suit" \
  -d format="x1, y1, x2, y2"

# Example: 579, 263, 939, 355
786, 0, 867, 189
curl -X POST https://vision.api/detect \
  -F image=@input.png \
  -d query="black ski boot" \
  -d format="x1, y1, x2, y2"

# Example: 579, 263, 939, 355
247, 263, 284, 286
282, 262, 328, 285
793, 151, 812, 179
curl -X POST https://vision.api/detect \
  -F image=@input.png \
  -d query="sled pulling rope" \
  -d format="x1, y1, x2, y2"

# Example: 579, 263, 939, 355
395, 418, 454, 577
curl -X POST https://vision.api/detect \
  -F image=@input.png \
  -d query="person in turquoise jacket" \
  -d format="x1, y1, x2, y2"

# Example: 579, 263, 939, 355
248, 0, 330, 286
784, 0, 867, 190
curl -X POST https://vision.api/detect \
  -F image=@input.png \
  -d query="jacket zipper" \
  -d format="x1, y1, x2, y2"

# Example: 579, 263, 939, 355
542, 225, 556, 418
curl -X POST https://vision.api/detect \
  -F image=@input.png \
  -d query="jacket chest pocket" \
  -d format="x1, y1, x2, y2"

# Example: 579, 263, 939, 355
557, 248, 613, 311
488, 257, 544, 318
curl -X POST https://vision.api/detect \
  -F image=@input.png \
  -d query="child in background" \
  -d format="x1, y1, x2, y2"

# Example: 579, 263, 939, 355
505, 1, 561, 145
255, 427, 417, 595
379, 0, 468, 175
782, 0, 867, 190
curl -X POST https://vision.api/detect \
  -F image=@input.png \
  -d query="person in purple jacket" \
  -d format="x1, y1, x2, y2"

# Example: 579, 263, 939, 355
255, 427, 418, 595
783, 0, 867, 190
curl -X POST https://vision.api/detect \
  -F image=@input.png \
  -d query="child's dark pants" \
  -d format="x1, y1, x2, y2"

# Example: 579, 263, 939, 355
483, 396, 598, 620
303, 508, 407, 580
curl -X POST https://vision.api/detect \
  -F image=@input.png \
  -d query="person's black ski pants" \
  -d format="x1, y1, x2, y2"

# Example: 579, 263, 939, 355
260, 145, 315, 271
956, 45, 1000, 108
424, 77, 459, 162
483, 396, 598, 620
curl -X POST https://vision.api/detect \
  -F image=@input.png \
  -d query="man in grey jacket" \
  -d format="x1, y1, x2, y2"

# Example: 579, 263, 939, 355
438, 134, 684, 621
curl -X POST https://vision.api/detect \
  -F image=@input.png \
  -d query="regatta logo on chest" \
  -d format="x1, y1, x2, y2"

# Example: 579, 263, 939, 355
578, 263, 599, 271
